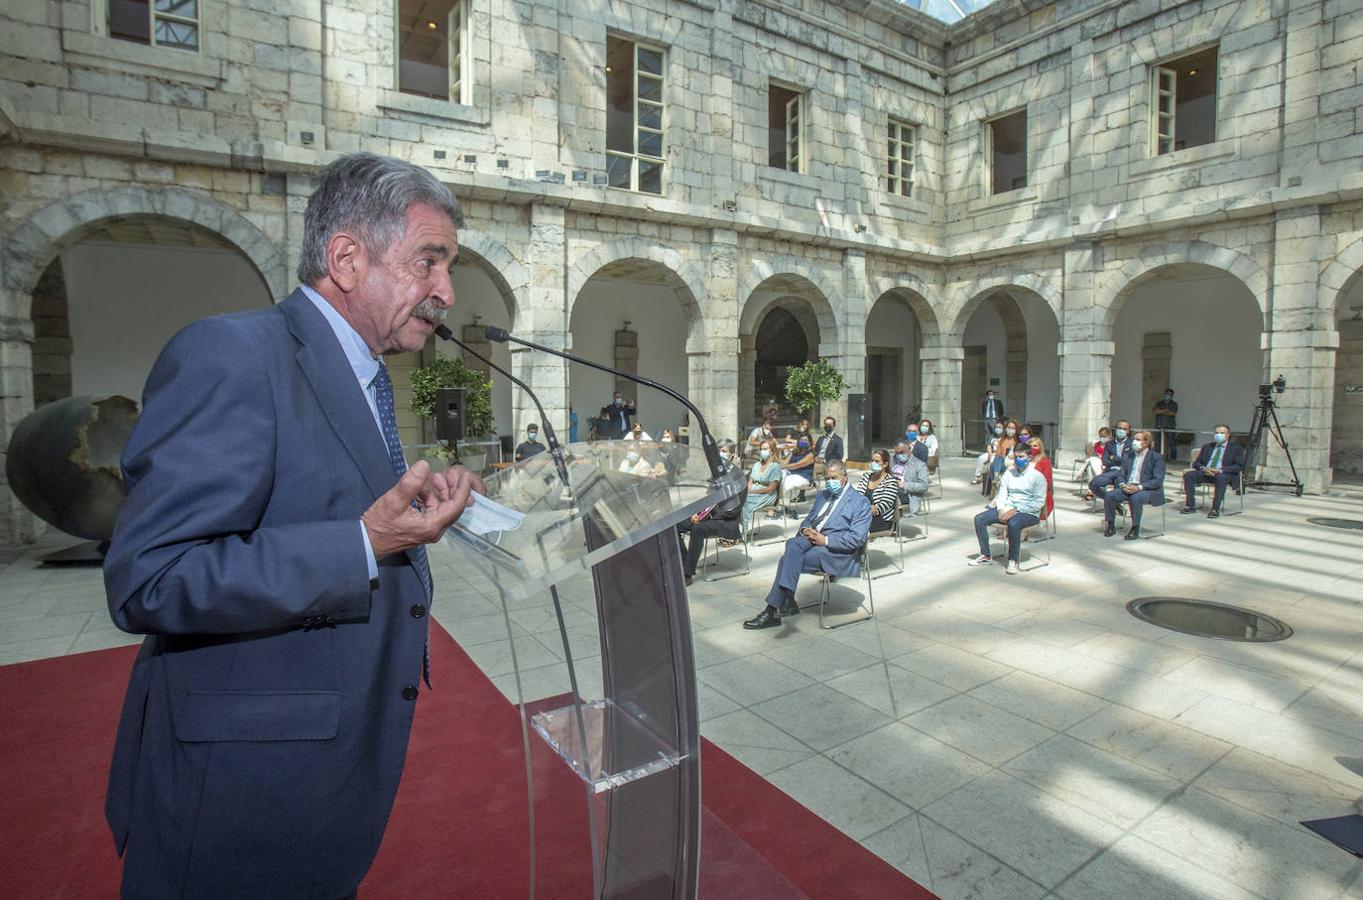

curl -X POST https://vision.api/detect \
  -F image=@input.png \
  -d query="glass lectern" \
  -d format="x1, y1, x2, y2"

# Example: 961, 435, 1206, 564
443, 441, 744, 898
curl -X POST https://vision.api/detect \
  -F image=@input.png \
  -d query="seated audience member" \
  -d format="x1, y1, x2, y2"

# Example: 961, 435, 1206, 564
904, 424, 930, 463
660, 429, 676, 443
624, 422, 654, 442
1103, 430, 1165, 539
747, 418, 776, 458
981, 419, 1020, 495
1079, 427, 1113, 482
970, 443, 1048, 575
1086, 419, 1133, 501
918, 419, 939, 463
1026, 436, 1055, 521
1181, 424, 1245, 518
853, 449, 902, 532
814, 416, 844, 466
740, 438, 784, 529
677, 440, 747, 585
890, 439, 930, 514
781, 430, 816, 506
514, 422, 546, 462
974, 422, 1004, 484
618, 448, 655, 477
742, 461, 872, 629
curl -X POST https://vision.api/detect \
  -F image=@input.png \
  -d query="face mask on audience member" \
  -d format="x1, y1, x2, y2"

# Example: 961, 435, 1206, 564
661, 435, 673, 443
1164, 392, 1174, 400
1014, 455, 1029, 470
920, 425, 931, 434
527, 429, 539, 443
824, 423, 834, 435
719, 449, 730, 462
1031, 446, 1041, 456
614, 397, 623, 407
994, 425, 1003, 435
1006, 427, 1016, 436
907, 430, 918, 442
870, 461, 883, 473
797, 438, 810, 449
895, 452, 909, 463
1019, 431, 1031, 442
626, 452, 639, 464
759, 448, 771, 461
1115, 428, 1128, 441
1213, 432, 1227, 444
825, 478, 843, 494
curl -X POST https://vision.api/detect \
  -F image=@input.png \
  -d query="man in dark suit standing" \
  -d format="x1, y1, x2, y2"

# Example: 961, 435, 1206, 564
103, 154, 480, 898
981, 390, 1004, 444
1181, 423, 1245, 518
1152, 388, 1179, 462
599, 392, 635, 438
1102, 430, 1166, 539
814, 415, 844, 466
743, 460, 872, 629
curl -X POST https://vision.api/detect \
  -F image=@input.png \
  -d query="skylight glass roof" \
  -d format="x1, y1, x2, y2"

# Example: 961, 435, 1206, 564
895, 0, 1000, 25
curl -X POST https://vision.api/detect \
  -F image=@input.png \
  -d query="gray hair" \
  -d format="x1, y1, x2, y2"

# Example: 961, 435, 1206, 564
825, 459, 846, 477
297, 153, 464, 285
718, 439, 736, 454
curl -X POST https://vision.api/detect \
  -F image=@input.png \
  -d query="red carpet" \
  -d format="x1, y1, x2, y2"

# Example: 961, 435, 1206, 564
0, 625, 932, 899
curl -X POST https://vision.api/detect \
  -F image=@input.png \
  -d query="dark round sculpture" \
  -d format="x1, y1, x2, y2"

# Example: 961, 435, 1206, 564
6, 395, 139, 540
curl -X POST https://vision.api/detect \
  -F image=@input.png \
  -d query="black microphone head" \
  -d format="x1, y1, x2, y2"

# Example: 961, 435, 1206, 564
434, 324, 453, 341
485, 326, 510, 342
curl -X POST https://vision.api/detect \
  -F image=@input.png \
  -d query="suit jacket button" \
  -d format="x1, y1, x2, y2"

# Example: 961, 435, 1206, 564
410, 603, 426, 618
402, 685, 419, 701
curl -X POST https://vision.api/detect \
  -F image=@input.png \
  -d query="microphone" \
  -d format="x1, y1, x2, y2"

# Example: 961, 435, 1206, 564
484, 326, 725, 480
433, 324, 570, 487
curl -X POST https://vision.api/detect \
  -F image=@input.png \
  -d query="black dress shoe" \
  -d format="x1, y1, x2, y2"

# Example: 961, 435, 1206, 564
1179, 506, 1196, 514
743, 607, 780, 629
1207, 508, 1221, 518
1103, 521, 1116, 537
684, 575, 694, 587
1124, 528, 1139, 540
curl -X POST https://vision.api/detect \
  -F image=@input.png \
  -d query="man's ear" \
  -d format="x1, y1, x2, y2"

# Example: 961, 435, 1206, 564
326, 231, 367, 292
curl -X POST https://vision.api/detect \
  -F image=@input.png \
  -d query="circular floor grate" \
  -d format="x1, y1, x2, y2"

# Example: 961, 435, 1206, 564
1307, 517, 1363, 531
1126, 597, 1292, 642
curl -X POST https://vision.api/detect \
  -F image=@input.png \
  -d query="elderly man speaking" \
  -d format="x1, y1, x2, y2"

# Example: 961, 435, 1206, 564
103, 154, 480, 898
743, 460, 872, 629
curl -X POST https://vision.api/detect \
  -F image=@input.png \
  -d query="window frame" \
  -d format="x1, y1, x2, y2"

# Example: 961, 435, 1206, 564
95, 0, 204, 54
605, 37, 667, 196
395, 0, 470, 105
1149, 46, 1218, 157
886, 118, 916, 198
767, 83, 806, 174
985, 108, 1028, 196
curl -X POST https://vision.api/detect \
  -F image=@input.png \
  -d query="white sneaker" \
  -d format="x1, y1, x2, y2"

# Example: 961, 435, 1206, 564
968, 555, 993, 567
1005, 560, 1020, 575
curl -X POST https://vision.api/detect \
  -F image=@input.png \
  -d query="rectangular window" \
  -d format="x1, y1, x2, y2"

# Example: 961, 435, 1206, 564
397, 0, 468, 103
886, 119, 916, 197
108, 0, 200, 52
988, 109, 1027, 195
605, 36, 665, 195
769, 84, 805, 172
1151, 46, 1218, 155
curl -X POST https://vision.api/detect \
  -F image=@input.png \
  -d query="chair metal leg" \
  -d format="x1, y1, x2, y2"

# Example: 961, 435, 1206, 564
1141, 502, 1167, 539
703, 531, 750, 581
1019, 511, 1054, 571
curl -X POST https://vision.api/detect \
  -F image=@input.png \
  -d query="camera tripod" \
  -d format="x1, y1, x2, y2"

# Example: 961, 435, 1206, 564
1245, 393, 1304, 496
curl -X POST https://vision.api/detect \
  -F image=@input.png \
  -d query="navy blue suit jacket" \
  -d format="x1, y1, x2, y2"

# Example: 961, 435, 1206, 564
797, 488, 872, 577
1101, 437, 1135, 471
104, 290, 429, 898
1118, 451, 1167, 505
1193, 440, 1245, 476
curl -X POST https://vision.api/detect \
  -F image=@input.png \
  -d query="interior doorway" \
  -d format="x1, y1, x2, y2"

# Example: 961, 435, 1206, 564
962, 344, 987, 451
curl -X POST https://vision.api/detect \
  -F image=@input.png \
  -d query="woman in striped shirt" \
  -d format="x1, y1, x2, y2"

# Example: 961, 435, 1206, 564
853, 449, 902, 533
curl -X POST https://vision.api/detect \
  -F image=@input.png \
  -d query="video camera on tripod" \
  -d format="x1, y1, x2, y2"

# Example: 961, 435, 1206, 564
1247, 374, 1303, 495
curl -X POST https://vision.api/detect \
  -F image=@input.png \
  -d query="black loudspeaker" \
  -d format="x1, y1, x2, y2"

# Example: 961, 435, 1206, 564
847, 393, 872, 461
433, 387, 467, 441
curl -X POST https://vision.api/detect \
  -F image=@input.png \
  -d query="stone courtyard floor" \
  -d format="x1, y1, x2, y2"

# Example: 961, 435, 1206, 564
4, 457, 1363, 898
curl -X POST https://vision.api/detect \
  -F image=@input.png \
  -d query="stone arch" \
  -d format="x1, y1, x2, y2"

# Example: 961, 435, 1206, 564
1322, 234, 1363, 320
739, 257, 842, 348
868, 272, 942, 341
1097, 240, 1267, 335
2, 186, 286, 317
455, 229, 528, 329
947, 272, 1061, 340
567, 238, 705, 339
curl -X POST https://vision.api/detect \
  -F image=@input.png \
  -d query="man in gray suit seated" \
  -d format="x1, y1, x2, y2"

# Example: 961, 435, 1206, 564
743, 460, 873, 630
890, 439, 931, 514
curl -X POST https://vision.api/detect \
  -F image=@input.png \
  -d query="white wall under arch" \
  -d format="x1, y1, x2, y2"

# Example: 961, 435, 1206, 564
865, 296, 921, 437
61, 241, 272, 402
569, 277, 690, 435
446, 259, 515, 435
1110, 270, 1263, 436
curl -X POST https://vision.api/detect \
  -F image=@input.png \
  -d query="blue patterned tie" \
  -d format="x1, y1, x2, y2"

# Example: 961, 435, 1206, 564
374, 362, 432, 686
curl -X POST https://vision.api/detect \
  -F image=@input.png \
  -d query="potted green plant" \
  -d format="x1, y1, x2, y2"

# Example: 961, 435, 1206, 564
784, 358, 846, 418
408, 354, 495, 469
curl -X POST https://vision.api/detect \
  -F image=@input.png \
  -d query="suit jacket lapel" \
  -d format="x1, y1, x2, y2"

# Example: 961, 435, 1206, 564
281, 289, 396, 502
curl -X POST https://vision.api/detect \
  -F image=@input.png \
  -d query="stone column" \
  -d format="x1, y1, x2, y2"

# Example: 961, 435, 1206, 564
511, 204, 569, 437
737, 334, 756, 433
1057, 241, 1107, 465
826, 249, 867, 434
0, 308, 40, 545
691, 228, 739, 444
613, 326, 638, 400
920, 344, 964, 457
460, 320, 492, 379
30, 260, 71, 406
1263, 206, 1332, 493
1332, 317, 1363, 477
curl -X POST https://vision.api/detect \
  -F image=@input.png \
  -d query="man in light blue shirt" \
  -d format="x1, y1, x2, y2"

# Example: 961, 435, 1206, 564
970, 443, 1048, 574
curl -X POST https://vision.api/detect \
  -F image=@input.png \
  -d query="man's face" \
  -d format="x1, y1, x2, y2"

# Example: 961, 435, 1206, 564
351, 203, 457, 355
1215, 426, 1230, 440
824, 419, 834, 431
1117, 421, 1131, 434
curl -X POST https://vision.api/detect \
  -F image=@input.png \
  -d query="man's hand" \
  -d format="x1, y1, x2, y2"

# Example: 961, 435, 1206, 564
998, 508, 1016, 523
1122, 483, 1139, 494
803, 528, 828, 546
362, 460, 477, 560
1205, 467, 1220, 476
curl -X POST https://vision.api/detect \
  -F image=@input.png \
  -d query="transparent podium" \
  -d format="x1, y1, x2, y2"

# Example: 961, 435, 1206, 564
443, 440, 744, 898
